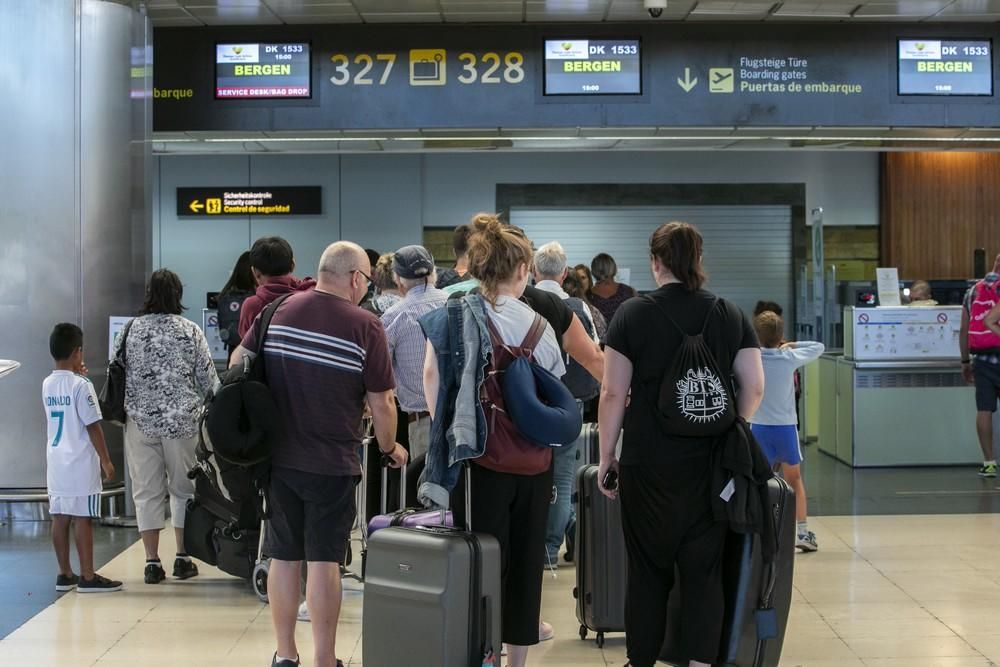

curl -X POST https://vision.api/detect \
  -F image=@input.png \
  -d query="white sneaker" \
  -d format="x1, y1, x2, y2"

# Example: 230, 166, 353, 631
796, 531, 819, 553
297, 601, 310, 622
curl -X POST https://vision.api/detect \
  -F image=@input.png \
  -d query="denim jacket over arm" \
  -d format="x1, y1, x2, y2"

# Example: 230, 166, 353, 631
417, 294, 492, 508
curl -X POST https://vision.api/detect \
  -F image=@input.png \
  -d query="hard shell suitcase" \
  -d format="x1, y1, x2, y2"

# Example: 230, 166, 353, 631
660, 476, 796, 667
362, 466, 501, 667
574, 463, 627, 648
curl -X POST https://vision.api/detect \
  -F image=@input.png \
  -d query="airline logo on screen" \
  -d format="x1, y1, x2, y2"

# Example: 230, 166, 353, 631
545, 41, 589, 60
216, 44, 260, 64
899, 41, 943, 60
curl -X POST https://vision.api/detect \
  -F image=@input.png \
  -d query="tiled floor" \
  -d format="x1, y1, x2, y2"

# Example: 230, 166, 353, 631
3, 513, 1000, 666
0, 521, 136, 638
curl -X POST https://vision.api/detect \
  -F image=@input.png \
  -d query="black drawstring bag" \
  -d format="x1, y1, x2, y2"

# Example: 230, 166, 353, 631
649, 296, 736, 438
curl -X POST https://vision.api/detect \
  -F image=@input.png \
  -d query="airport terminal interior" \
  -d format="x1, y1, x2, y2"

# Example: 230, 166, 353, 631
5, 0, 1000, 665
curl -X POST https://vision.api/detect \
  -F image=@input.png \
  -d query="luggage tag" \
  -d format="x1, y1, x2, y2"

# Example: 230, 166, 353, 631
719, 477, 736, 503
754, 607, 778, 640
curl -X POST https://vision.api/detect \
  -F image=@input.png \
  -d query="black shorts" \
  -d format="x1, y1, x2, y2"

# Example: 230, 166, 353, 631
265, 466, 357, 563
973, 360, 1000, 413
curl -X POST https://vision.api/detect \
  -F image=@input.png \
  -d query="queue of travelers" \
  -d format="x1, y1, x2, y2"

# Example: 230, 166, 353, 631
45, 214, 861, 667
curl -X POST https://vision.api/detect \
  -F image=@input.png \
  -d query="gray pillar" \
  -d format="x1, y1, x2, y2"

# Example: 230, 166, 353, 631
0, 0, 150, 490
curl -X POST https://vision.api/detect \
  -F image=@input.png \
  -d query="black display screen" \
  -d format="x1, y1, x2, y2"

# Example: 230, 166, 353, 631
543, 39, 641, 95
177, 187, 322, 216
898, 39, 993, 96
215, 42, 311, 99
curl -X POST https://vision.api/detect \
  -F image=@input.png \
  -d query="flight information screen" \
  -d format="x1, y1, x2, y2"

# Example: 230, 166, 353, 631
898, 39, 993, 96
215, 42, 311, 99
543, 39, 641, 95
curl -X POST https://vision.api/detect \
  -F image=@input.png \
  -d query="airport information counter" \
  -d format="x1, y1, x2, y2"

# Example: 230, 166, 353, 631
817, 306, 985, 467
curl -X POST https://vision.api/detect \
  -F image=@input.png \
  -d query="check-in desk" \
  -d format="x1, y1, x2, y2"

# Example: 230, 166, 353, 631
817, 306, 988, 467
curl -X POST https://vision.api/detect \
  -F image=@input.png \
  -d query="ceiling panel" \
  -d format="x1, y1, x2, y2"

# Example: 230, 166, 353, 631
145, 0, 1000, 25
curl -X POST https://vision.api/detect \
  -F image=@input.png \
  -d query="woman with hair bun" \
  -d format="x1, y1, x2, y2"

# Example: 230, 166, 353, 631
596, 222, 765, 667
421, 213, 566, 667
589, 252, 637, 323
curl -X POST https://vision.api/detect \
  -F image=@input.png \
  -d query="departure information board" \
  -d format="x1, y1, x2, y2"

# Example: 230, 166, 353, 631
215, 42, 311, 99
898, 39, 993, 96
543, 39, 641, 95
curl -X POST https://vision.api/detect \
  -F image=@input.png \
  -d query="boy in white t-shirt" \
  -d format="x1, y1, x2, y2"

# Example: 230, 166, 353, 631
750, 311, 825, 553
43, 323, 122, 593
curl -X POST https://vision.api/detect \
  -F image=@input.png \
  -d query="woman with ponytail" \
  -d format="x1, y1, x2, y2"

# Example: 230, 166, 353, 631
420, 213, 566, 667
596, 222, 765, 667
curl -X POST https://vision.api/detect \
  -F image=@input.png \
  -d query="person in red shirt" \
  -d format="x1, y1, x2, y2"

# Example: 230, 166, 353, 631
236, 237, 317, 339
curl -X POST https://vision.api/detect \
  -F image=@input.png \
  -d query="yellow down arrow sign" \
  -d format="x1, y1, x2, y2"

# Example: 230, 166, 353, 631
677, 67, 698, 92
189, 200, 204, 213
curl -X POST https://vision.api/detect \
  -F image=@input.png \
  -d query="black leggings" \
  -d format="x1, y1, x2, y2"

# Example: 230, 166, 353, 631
619, 458, 727, 666
453, 463, 552, 647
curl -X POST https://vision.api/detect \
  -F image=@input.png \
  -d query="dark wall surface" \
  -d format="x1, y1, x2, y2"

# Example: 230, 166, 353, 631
154, 23, 1000, 131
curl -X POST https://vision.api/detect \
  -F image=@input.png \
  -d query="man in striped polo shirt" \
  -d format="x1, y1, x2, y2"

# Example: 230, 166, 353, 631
236, 241, 407, 667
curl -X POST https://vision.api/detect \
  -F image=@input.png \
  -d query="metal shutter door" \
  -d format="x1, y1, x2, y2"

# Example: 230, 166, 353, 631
510, 206, 793, 318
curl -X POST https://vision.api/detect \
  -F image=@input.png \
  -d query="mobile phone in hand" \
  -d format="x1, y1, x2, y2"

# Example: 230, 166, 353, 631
602, 469, 619, 492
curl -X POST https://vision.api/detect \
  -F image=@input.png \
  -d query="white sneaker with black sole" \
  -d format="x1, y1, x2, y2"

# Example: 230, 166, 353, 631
796, 531, 819, 553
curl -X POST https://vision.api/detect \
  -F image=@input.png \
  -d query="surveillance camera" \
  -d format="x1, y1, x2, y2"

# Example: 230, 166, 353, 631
644, 0, 666, 17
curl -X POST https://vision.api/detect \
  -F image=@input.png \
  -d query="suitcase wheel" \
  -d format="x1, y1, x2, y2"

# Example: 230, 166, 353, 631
252, 560, 270, 604
596, 632, 605, 648
579, 625, 588, 641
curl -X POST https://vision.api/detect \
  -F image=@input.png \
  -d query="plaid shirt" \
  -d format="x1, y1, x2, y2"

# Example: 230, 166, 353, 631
381, 284, 449, 413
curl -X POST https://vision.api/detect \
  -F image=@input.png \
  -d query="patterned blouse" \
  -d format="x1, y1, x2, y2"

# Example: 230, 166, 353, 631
589, 283, 637, 325
114, 314, 219, 440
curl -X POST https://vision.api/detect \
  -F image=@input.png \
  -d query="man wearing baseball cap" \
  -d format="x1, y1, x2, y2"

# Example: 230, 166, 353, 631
381, 245, 449, 462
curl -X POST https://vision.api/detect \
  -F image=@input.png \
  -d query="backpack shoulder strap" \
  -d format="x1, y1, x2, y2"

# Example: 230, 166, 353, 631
256, 293, 291, 350
699, 297, 720, 335
519, 314, 547, 354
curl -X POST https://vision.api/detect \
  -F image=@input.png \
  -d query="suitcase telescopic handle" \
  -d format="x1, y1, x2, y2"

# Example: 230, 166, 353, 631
380, 454, 407, 514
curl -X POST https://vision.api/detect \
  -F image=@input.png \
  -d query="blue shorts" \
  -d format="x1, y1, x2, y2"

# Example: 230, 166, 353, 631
750, 424, 802, 467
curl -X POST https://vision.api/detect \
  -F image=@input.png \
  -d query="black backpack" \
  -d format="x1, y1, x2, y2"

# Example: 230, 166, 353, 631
202, 294, 289, 466
649, 296, 736, 438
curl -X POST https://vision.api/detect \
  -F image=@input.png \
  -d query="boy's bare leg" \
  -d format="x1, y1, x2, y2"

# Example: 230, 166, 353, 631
51, 515, 74, 576
74, 518, 96, 579
781, 463, 808, 522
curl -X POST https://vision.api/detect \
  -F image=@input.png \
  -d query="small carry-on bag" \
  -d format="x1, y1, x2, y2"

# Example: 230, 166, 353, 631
574, 463, 627, 648
660, 476, 796, 667
362, 465, 501, 667
366, 458, 454, 537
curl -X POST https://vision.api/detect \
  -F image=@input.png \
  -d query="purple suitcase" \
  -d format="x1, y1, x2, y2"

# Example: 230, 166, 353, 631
366, 459, 453, 538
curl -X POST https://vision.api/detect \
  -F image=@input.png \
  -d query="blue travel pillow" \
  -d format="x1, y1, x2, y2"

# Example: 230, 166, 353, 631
503, 357, 583, 447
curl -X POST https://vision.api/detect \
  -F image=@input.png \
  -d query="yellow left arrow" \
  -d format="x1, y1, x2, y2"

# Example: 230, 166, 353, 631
189, 200, 204, 213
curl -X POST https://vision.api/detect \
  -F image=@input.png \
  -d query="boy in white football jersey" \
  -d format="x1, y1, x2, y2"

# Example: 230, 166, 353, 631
44, 323, 122, 593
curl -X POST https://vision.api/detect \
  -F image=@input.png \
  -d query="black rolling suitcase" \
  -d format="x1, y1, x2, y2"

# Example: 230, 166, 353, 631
362, 466, 501, 666
660, 476, 796, 667
574, 463, 627, 648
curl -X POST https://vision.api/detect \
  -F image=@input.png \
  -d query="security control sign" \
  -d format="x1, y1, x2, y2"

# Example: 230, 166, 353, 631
216, 42, 311, 99
544, 39, 641, 95
898, 39, 993, 96
177, 187, 322, 216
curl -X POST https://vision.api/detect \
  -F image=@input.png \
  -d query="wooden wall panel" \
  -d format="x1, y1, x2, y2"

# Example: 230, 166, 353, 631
881, 152, 1000, 280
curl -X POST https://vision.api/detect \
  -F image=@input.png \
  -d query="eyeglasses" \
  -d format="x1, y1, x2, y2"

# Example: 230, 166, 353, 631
352, 269, 373, 287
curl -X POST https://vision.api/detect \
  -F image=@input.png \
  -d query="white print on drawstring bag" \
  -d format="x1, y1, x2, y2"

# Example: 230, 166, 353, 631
676, 367, 730, 424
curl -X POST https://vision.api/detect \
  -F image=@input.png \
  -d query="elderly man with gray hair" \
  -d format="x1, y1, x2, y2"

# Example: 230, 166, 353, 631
532, 240, 604, 567
381, 245, 450, 463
